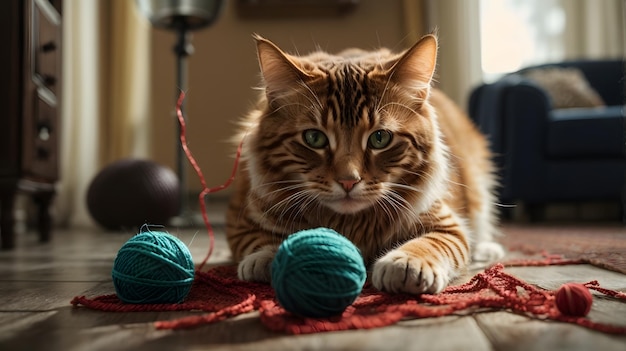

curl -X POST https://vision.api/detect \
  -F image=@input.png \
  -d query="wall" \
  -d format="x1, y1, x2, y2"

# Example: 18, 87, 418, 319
149, 0, 412, 195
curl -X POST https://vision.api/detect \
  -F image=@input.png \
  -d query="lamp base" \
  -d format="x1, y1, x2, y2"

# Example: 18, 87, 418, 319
168, 211, 205, 228
136, 0, 225, 31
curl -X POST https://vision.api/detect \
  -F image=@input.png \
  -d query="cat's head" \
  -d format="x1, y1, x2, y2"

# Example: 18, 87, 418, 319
245, 34, 449, 217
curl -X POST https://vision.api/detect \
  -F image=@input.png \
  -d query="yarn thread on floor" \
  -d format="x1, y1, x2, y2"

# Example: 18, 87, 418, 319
71, 261, 626, 335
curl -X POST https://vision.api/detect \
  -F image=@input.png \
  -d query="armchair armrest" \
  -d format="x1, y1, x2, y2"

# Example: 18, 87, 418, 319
469, 76, 552, 201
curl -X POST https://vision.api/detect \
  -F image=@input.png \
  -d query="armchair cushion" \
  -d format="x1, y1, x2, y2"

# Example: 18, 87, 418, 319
547, 106, 626, 159
523, 67, 606, 108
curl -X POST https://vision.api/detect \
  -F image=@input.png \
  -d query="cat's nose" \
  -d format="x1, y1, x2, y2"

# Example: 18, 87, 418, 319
338, 178, 361, 192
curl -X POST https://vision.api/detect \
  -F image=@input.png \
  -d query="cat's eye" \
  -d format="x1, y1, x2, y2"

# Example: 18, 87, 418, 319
368, 130, 392, 149
303, 129, 329, 149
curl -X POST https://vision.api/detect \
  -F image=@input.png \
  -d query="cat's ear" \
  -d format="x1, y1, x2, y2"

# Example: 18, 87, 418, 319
254, 34, 313, 98
384, 34, 438, 90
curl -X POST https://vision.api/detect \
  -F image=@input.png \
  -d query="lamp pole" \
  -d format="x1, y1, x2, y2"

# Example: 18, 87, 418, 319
135, 0, 224, 226
172, 19, 193, 223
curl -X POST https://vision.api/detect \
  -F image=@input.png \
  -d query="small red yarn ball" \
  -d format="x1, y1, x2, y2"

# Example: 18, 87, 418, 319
555, 283, 592, 317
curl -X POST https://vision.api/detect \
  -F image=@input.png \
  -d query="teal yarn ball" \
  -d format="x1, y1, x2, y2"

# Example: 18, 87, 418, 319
112, 231, 194, 304
271, 227, 367, 318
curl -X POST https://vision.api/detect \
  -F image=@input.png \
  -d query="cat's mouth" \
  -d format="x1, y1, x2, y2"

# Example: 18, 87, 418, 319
326, 195, 371, 214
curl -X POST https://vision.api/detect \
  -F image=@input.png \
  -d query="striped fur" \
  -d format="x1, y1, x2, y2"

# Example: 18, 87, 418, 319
226, 34, 504, 293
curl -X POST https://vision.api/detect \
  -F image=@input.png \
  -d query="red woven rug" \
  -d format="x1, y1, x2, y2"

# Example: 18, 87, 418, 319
500, 224, 626, 274
72, 262, 626, 335
71, 224, 626, 335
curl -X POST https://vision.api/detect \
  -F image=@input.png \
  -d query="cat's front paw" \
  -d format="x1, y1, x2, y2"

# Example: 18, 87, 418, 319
472, 241, 505, 262
372, 249, 451, 294
237, 248, 276, 283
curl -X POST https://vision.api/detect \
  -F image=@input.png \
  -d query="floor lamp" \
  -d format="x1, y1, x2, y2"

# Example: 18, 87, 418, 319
136, 0, 224, 225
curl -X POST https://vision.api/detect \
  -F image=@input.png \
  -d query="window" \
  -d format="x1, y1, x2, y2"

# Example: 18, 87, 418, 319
479, 0, 566, 82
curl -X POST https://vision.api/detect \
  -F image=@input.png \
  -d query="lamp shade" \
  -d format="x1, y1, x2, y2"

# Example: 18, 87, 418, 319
136, 0, 224, 30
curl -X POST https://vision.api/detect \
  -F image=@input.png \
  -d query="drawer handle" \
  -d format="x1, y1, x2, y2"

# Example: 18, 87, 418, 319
38, 125, 51, 141
37, 146, 50, 160
43, 74, 57, 86
42, 41, 57, 52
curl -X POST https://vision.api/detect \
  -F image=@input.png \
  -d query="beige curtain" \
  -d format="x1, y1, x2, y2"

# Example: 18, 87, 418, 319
562, 0, 625, 60
57, 0, 150, 227
407, 0, 483, 108
100, 0, 152, 165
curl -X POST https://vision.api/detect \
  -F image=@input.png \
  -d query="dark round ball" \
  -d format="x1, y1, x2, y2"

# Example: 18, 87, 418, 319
87, 159, 180, 230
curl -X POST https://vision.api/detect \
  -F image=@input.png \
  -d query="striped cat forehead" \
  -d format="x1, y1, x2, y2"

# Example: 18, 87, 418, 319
256, 34, 438, 130
321, 66, 377, 128
299, 51, 394, 73
255, 34, 438, 92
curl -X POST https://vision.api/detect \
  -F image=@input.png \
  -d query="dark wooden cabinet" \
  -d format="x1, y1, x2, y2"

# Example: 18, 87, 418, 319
0, 0, 62, 249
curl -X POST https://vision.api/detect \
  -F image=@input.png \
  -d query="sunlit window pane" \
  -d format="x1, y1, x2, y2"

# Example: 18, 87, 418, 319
480, 0, 566, 81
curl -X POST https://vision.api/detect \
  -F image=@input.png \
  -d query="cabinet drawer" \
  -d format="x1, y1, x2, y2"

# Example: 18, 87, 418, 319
22, 90, 59, 181
33, 0, 61, 96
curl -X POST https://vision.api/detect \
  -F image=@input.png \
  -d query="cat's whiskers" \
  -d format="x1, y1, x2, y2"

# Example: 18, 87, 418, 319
391, 191, 423, 234
236, 176, 305, 225
297, 81, 324, 110
272, 188, 321, 235
375, 190, 422, 239
264, 188, 312, 222
257, 179, 302, 187
268, 101, 314, 115
259, 182, 310, 200
400, 169, 444, 196
376, 101, 420, 117
375, 67, 396, 113
261, 191, 305, 235
401, 169, 424, 178
385, 182, 424, 194
289, 191, 320, 229
258, 187, 301, 213
271, 82, 325, 116
447, 178, 470, 190
384, 189, 418, 218
374, 197, 397, 225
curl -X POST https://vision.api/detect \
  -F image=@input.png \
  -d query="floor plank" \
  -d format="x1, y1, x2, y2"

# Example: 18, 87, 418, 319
506, 265, 626, 291
5, 313, 489, 351
476, 311, 626, 351
0, 281, 97, 311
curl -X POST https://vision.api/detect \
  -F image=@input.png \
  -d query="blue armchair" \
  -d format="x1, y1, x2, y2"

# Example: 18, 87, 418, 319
468, 60, 626, 220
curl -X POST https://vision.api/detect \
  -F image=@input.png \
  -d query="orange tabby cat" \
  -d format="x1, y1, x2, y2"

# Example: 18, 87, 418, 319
226, 34, 504, 294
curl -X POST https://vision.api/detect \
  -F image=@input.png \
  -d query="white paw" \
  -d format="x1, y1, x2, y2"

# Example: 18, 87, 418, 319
472, 241, 505, 262
372, 250, 451, 294
237, 248, 275, 282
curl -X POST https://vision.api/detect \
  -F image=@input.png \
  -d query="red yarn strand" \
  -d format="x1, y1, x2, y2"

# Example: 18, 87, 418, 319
584, 281, 626, 300
175, 91, 244, 271
72, 261, 626, 335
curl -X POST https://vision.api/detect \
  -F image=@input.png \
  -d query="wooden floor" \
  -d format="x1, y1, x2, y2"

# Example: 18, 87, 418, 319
1, 217, 625, 351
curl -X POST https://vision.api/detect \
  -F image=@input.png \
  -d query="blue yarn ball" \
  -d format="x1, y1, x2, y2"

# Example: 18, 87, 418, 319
271, 227, 367, 318
112, 231, 194, 304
